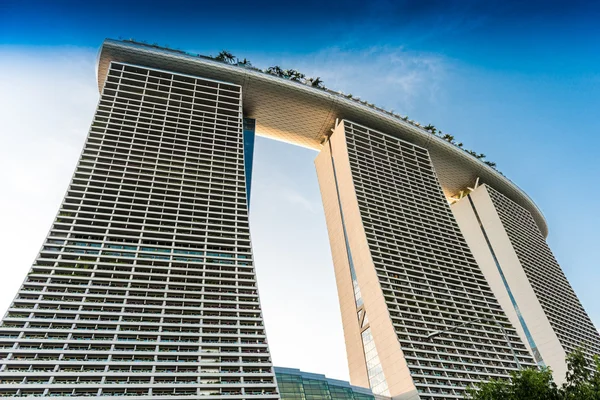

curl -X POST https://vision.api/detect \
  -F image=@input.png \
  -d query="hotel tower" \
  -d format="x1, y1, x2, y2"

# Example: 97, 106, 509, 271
0, 39, 598, 400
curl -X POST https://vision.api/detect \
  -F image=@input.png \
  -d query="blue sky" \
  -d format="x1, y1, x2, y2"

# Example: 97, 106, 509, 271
1, 0, 599, 380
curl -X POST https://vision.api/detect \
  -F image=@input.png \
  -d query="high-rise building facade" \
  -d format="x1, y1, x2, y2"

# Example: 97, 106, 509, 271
451, 184, 600, 383
315, 121, 536, 399
0, 39, 597, 400
0, 61, 278, 399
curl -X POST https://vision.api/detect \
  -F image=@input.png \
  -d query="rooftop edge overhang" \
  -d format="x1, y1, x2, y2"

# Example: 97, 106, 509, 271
96, 39, 548, 237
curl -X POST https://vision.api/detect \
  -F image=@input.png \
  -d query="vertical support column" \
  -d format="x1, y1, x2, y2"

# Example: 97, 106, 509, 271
316, 121, 417, 399
314, 130, 370, 390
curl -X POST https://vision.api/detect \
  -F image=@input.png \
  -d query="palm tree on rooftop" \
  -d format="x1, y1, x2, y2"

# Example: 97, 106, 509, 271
215, 50, 236, 64
266, 66, 284, 77
309, 77, 324, 88
424, 124, 437, 134
294, 71, 306, 82
442, 134, 455, 143
239, 58, 252, 67
283, 69, 305, 82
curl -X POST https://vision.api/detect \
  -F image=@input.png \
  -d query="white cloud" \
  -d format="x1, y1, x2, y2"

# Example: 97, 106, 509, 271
252, 45, 448, 114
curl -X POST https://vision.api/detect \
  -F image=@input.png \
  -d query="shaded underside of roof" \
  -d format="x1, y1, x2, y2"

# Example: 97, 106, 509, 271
97, 39, 548, 237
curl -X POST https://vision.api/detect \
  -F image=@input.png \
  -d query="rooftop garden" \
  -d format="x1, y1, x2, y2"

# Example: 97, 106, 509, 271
121, 39, 499, 173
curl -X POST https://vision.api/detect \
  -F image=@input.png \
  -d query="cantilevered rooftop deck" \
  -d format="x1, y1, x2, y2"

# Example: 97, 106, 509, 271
97, 39, 548, 237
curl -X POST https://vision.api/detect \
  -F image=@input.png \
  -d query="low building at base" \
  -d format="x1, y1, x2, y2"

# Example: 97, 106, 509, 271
275, 367, 389, 400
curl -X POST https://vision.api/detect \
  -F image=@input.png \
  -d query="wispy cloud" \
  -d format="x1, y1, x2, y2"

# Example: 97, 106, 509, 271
252, 45, 449, 115
281, 188, 319, 214
252, 167, 321, 216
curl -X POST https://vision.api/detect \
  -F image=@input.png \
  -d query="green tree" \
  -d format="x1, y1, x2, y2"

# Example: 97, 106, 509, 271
306, 77, 324, 88
442, 133, 456, 143
238, 58, 252, 66
466, 348, 600, 400
466, 367, 560, 400
283, 69, 305, 82
423, 124, 437, 134
214, 50, 236, 64
265, 66, 284, 77
563, 349, 600, 399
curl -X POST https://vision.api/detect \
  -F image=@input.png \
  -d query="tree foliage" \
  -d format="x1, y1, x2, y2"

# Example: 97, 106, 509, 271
466, 349, 600, 400
214, 50, 236, 64
563, 350, 600, 400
